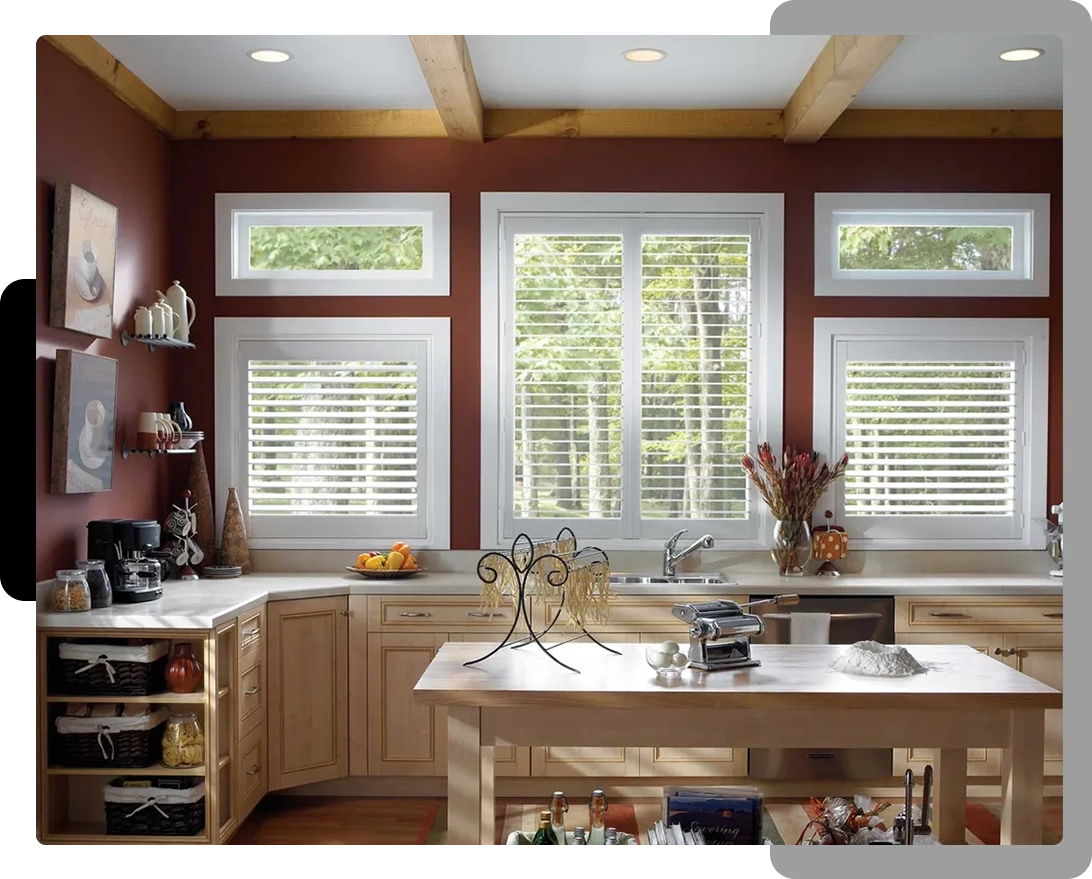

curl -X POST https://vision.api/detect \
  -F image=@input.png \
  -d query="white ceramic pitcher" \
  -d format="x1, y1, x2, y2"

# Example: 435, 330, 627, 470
165, 280, 197, 343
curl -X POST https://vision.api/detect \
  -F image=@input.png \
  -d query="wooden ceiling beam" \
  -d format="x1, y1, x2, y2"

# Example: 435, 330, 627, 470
408, 36, 484, 142
783, 35, 903, 144
42, 36, 177, 136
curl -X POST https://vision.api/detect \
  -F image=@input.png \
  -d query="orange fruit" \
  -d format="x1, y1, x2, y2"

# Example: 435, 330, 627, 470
402, 556, 417, 571
355, 553, 370, 569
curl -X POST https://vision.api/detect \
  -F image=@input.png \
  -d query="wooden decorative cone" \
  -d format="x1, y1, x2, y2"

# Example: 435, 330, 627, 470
186, 443, 215, 568
221, 486, 251, 573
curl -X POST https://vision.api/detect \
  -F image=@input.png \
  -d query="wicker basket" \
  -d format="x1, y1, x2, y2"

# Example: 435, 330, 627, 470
57, 641, 170, 696
104, 777, 205, 837
54, 708, 169, 768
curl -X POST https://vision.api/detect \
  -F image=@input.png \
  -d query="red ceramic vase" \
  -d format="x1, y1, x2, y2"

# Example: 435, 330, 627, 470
165, 642, 203, 694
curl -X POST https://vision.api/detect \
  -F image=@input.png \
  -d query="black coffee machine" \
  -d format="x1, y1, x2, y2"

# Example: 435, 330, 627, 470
86, 519, 164, 603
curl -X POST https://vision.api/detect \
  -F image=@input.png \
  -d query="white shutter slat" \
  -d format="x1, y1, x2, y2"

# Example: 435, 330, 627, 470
246, 359, 419, 516
512, 233, 624, 519
844, 361, 1017, 516
641, 233, 752, 521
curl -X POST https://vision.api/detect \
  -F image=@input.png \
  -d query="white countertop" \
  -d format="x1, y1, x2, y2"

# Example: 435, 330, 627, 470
34, 569, 1061, 632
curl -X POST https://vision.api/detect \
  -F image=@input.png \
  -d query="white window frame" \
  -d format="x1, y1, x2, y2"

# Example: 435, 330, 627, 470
814, 193, 1050, 297
214, 193, 450, 297
812, 317, 1048, 550
480, 192, 784, 551
214, 316, 450, 550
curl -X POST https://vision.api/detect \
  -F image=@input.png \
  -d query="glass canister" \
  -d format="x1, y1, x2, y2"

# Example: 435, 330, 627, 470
75, 559, 112, 609
162, 712, 205, 768
50, 569, 91, 613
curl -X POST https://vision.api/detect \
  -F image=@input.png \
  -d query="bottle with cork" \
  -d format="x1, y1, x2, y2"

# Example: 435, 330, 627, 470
588, 789, 608, 844
549, 790, 569, 844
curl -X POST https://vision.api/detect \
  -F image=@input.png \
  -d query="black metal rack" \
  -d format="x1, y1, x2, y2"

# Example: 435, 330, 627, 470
464, 528, 620, 674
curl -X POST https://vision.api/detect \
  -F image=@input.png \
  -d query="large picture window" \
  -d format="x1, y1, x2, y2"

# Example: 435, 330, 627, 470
481, 193, 784, 548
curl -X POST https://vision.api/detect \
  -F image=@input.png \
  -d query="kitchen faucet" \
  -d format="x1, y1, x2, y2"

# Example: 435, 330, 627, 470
663, 529, 715, 578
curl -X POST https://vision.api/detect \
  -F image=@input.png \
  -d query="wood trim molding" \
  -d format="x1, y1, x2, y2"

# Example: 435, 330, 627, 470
409, 36, 484, 142
42, 35, 177, 136
44, 37, 1061, 141
783, 35, 904, 143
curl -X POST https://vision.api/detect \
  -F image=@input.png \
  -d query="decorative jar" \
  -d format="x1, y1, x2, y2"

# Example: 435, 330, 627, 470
161, 712, 204, 767
165, 642, 203, 693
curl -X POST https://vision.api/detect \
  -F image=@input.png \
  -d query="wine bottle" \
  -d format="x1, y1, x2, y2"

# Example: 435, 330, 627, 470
532, 811, 559, 844
588, 789, 608, 845
550, 790, 569, 845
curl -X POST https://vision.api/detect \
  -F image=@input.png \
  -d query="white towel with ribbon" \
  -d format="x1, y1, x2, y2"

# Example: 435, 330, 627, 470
790, 612, 832, 645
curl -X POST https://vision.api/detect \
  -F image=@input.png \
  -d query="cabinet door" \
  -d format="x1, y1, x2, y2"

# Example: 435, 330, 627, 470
267, 597, 349, 791
894, 632, 1004, 777
1003, 632, 1062, 777
636, 633, 747, 778
530, 633, 641, 778
368, 633, 450, 775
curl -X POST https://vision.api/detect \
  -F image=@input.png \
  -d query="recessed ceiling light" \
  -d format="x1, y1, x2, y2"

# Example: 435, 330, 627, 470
248, 48, 293, 64
999, 47, 1044, 62
623, 47, 667, 63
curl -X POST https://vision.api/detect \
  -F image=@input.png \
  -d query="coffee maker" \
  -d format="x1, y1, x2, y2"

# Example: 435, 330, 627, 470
86, 519, 164, 603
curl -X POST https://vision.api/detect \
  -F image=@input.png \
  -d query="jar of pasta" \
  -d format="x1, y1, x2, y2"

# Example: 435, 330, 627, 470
162, 712, 204, 768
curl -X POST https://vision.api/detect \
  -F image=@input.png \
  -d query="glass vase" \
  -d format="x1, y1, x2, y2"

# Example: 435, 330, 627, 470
165, 642, 204, 693
772, 519, 812, 576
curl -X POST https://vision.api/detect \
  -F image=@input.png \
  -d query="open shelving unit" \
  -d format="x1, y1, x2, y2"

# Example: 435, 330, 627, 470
119, 331, 196, 351
37, 626, 237, 844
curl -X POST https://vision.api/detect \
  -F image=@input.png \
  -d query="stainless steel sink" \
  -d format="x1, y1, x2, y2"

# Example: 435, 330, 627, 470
609, 573, 732, 586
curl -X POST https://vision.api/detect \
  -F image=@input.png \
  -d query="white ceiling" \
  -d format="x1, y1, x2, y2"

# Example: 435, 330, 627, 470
92, 34, 1063, 112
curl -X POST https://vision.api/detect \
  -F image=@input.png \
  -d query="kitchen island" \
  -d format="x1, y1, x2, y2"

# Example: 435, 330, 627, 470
414, 642, 1061, 845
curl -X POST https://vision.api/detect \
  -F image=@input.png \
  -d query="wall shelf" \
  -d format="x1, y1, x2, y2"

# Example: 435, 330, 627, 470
121, 444, 196, 460
47, 763, 207, 776
120, 331, 196, 351
46, 692, 205, 704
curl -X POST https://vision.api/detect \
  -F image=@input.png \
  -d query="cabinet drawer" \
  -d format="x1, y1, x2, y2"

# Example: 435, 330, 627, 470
239, 606, 265, 666
238, 724, 267, 814
542, 595, 748, 632
897, 596, 1063, 632
238, 659, 265, 741
367, 595, 532, 632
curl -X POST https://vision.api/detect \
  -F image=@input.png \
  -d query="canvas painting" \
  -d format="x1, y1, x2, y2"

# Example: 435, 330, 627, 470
51, 350, 119, 494
49, 183, 118, 339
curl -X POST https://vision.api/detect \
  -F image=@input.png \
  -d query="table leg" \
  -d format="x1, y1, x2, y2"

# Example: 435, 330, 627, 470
480, 744, 495, 845
447, 706, 483, 845
932, 749, 967, 844
1000, 708, 1045, 845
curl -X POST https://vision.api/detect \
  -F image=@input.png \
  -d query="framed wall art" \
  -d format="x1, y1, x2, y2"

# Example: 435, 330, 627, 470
51, 350, 119, 494
50, 183, 118, 339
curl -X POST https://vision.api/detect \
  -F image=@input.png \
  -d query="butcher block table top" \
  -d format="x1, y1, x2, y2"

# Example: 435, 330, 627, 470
414, 642, 1062, 710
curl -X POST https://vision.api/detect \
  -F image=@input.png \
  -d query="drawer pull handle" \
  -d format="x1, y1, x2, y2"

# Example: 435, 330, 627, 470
246, 765, 262, 776
243, 628, 261, 638
994, 647, 1019, 656
467, 611, 504, 618
339, 609, 349, 617
929, 612, 969, 619
1042, 612, 1063, 619
245, 686, 261, 695
397, 612, 432, 618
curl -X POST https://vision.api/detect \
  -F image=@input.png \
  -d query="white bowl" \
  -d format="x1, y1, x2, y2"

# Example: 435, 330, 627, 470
175, 436, 199, 449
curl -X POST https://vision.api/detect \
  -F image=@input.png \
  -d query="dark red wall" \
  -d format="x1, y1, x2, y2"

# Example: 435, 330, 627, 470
169, 136, 1062, 549
36, 41, 172, 580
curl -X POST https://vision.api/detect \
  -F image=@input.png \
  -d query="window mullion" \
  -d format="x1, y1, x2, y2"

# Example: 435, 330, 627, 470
621, 220, 643, 539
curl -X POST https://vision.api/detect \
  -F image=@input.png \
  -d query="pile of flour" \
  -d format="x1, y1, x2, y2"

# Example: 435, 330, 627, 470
831, 641, 926, 677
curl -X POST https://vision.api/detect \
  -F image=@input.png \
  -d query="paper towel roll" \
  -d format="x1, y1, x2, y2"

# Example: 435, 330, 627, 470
790, 612, 831, 645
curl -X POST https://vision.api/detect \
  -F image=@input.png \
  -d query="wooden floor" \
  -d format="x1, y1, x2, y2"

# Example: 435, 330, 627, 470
230, 795, 1063, 845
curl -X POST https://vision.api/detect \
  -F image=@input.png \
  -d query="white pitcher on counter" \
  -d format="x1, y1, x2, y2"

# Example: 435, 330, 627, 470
165, 279, 197, 344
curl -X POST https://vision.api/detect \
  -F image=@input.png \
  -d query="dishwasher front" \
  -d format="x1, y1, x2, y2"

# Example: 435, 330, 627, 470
747, 595, 896, 781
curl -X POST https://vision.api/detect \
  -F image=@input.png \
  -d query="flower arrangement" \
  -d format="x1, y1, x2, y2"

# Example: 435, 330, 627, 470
741, 444, 849, 574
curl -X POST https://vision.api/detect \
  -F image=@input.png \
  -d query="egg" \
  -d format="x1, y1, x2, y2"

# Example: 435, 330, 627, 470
658, 640, 680, 656
647, 650, 670, 669
670, 652, 690, 668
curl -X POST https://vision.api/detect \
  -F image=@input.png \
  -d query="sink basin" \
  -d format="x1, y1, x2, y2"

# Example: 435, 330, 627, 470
609, 573, 731, 586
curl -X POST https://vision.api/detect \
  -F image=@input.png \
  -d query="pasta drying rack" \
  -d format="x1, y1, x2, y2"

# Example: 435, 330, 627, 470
466, 528, 619, 673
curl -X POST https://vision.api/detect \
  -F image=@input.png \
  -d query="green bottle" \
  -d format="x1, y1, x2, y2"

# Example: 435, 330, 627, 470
531, 811, 559, 844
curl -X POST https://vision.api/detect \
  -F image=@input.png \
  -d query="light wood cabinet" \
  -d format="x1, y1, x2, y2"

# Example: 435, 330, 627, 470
267, 596, 349, 790
637, 632, 748, 778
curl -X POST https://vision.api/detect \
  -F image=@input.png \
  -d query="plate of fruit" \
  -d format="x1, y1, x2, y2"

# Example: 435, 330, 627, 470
346, 543, 423, 578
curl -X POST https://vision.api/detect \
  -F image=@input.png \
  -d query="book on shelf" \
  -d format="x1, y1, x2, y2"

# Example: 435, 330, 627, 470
662, 785, 764, 845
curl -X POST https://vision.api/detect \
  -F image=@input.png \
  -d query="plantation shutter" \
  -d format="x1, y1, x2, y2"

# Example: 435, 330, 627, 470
511, 232, 624, 519
640, 233, 753, 521
241, 336, 428, 541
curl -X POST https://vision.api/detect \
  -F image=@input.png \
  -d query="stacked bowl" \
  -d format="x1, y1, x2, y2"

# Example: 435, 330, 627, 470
177, 430, 205, 450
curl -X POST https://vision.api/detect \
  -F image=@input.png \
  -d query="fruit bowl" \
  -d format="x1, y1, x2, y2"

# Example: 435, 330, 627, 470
645, 641, 691, 679
345, 566, 424, 579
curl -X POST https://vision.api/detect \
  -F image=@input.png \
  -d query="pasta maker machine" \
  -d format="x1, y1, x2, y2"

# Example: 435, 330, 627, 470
671, 594, 800, 671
